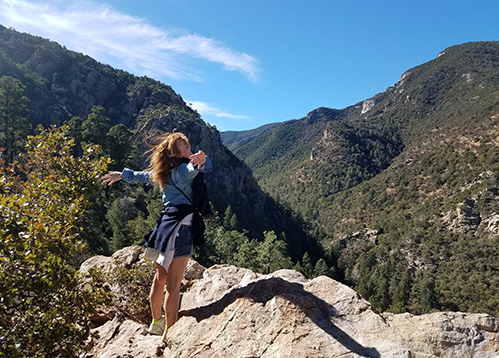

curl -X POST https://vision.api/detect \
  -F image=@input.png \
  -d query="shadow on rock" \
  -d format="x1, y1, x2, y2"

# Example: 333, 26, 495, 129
180, 277, 380, 358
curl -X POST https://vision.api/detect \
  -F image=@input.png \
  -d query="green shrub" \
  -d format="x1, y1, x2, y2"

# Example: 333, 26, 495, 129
0, 126, 111, 357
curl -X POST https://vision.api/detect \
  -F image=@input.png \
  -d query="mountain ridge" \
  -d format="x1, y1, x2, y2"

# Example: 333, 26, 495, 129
220, 121, 280, 151
0, 24, 320, 261
222, 41, 499, 316
2, 25, 499, 316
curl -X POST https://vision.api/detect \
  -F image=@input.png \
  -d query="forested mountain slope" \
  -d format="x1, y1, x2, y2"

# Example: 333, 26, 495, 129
2, 24, 499, 316
0, 25, 320, 262
220, 122, 279, 151
228, 41, 499, 316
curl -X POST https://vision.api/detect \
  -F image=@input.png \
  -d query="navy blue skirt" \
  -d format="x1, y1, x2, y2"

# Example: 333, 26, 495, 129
144, 204, 205, 252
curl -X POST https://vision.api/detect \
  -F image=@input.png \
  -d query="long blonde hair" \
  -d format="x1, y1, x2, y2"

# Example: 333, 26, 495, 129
146, 132, 190, 187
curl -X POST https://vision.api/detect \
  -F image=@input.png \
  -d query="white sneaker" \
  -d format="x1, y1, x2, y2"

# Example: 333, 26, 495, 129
161, 327, 168, 343
142, 317, 165, 336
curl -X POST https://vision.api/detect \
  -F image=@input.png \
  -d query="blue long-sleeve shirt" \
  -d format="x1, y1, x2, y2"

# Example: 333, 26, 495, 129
120, 157, 212, 208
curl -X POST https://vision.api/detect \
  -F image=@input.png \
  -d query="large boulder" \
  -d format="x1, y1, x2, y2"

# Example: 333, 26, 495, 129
82, 252, 499, 358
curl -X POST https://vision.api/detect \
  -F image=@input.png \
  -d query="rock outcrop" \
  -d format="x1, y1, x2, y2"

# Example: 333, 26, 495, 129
361, 98, 377, 115
82, 247, 499, 358
442, 199, 482, 235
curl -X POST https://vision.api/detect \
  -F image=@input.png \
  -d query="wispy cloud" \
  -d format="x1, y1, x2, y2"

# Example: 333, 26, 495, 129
188, 101, 250, 120
0, 0, 260, 82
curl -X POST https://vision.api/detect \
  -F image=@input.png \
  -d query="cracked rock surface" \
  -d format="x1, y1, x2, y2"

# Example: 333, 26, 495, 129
84, 253, 499, 358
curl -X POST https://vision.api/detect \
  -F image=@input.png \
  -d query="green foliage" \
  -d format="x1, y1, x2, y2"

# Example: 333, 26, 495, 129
78, 189, 111, 257
195, 215, 294, 275
0, 126, 112, 357
256, 231, 293, 274
0, 75, 31, 164
64, 116, 83, 156
226, 42, 499, 317
196, 215, 253, 268
61, 109, 141, 257
330, 130, 499, 316
313, 258, 335, 279
81, 105, 110, 145
388, 269, 413, 313
223, 205, 240, 231
106, 124, 139, 170
107, 196, 138, 251
233, 238, 260, 272
411, 274, 441, 314
221, 122, 280, 152
103, 184, 162, 253
108, 260, 155, 324
300, 252, 314, 278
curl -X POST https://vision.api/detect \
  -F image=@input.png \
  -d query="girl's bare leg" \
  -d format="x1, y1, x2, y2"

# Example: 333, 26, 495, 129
164, 257, 189, 327
150, 263, 167, 320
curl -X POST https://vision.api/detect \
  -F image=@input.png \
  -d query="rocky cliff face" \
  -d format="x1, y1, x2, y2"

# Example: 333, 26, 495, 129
0, 25, 185, 129
81, 247, 499, 358
0, 25, 316, 249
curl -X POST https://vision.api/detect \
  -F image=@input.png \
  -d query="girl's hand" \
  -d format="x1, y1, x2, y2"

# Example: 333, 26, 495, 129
101, 171, 122, 185
189, 150, 206, 169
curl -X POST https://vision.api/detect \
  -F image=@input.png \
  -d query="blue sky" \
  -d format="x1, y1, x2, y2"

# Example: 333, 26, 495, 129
1, 0, 498, 131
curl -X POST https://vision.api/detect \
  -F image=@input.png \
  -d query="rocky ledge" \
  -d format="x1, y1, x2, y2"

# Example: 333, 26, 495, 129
81, 246, 499, 358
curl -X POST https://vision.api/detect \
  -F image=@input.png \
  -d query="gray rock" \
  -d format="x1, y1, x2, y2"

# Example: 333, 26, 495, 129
111, 245, 142, 268
84, 256, 499, 358
183, 259, 207, 281
362, 98, 377, 115
80, 246, 143, 279
383, 312, 499, 358
79, 255, 115, 278
480, 213, 499, 235
442, 200, 482, 235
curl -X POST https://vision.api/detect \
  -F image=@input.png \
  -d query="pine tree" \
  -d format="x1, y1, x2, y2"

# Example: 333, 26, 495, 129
223, 205, 239, 231
106, 124, 138, 170
257, 231, 293, 274
292, 261, 305, 276
372, 269, 390, 311
313, 258, 333, 278
412, 275, 440, 314
106, 197, 139, 251
234, 239, 260, 272
419, 277, 440, 314
301, 252, 314, 278
0, 76, 30, 164
65, 116, 84, 157
390, 269, 413, 313
81, 105, 110, 146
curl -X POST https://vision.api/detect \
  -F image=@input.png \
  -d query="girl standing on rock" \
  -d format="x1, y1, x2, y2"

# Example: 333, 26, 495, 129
101, 132, 212, 343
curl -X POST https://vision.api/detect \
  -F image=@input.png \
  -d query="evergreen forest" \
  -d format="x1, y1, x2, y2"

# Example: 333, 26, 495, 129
1, 24, 499, 356
225, 41, 499, 316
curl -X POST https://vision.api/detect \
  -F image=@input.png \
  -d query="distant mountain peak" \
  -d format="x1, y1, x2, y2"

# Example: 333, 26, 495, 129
304, 106, 341, 124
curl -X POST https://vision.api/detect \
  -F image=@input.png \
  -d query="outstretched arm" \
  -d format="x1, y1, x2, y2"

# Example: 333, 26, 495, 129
189, 150, 209, 169
173, 151, 212, 182
101, 168, 152, 185
101, 171, 122, 186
